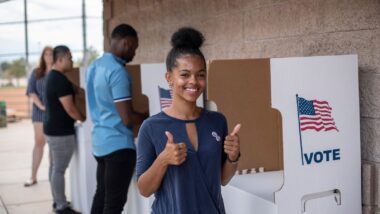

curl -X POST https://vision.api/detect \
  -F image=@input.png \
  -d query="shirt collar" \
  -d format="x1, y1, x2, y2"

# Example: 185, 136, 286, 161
105, 52, 126, 66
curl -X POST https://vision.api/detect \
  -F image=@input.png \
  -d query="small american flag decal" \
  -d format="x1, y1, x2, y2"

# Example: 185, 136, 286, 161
297, 96, 338, 132
158, 86, 173, 109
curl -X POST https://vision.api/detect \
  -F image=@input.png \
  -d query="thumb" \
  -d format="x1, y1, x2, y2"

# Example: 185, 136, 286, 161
165, 131, 174, 144
230, 124, 241, 136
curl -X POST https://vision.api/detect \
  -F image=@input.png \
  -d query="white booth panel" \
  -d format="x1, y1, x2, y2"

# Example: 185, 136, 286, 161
228, 171, 283, 202
71, 56, 361, 214
271, 55, 361, 214
222, 185, 277, 214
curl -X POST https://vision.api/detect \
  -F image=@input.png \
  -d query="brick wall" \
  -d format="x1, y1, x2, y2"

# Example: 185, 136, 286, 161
103, 0, 380, 212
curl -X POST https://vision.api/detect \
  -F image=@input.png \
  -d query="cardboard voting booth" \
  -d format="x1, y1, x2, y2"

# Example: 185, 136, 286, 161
207, 59, 283, 172
271, 55, 361, 214
70, 55, 361, 214
210, 55, 361, 214
68, 65, 150, 214
65, 68, 87, 118
65, 68, 96, 214
69, 63, 202, 213
207, 59, 283, 214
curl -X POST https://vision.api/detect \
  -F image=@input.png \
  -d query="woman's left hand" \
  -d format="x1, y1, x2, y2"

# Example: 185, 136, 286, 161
224, 124, 241, 162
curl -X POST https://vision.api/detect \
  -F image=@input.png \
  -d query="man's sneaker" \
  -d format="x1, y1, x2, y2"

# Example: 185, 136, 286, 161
53, 202, 71, 211
55, 206, 81, 214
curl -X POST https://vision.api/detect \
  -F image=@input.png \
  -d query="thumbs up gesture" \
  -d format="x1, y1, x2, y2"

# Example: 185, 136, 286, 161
161, 131, 187, 166
224, 124, 241, 163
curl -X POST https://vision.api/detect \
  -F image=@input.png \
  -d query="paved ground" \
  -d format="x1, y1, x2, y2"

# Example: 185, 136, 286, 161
0, 119, 56, 214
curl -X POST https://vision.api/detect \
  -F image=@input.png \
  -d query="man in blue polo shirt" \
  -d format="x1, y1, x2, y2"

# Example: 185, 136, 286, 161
86, 24, 146, 214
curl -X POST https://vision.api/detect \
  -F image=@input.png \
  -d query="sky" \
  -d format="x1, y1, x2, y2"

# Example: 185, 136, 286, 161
0, 0, 103, 66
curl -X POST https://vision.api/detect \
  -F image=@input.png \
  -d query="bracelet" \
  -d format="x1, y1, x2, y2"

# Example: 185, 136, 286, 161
227, 153, 241, 164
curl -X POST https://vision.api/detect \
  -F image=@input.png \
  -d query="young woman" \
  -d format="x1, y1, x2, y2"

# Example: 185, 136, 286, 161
25, 46, 53, 187
136, 27, 241, 214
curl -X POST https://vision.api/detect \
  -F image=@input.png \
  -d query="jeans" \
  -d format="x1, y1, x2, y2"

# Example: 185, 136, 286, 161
91, 149, 136, 214
46, 134, 75, 211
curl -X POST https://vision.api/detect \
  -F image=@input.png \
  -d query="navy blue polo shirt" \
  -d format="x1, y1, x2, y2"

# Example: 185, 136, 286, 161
136, 109, 228, 214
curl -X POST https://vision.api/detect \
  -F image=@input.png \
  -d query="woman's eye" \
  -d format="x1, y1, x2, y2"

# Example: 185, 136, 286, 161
197, 73, 206, 79
180, 73, 189, 77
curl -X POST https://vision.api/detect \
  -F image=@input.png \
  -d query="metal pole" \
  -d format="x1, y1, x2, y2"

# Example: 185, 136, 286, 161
24, 0, 29, 66
24, 0, 31, 117
296, 94, 305, 165
82, 0, 87, 66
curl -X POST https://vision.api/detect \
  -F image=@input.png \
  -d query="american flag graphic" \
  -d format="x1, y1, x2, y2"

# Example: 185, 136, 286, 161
297, 96, 339, 132
158, 86, 173, 109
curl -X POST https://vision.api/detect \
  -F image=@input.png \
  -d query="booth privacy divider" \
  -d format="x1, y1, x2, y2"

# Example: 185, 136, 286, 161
70, 55, 361, 214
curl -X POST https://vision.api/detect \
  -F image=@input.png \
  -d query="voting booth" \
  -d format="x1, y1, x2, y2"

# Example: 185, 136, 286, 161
210, 55, 361, 214
68, 65, 151, 214
65, 68, 96, 214
68, 63, 203, 214
70, 55, 361, 214
271, 55, 361, 214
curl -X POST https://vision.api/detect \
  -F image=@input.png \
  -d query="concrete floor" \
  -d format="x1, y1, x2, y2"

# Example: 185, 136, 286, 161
0, 119, 58, 214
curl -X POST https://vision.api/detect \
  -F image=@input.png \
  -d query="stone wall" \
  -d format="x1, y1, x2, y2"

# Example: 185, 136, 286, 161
103, 0, 380, 212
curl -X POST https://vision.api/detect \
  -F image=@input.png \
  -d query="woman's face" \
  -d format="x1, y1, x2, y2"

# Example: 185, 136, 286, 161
166, 55, 206, 104
44, 49, 53, 66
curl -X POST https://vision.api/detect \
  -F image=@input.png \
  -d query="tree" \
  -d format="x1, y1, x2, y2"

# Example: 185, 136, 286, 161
76, 46, 100, 67
0, 61, 12, 87
8, 58, 27, 87
0, 61, 11, 78
1, 61, 10, 73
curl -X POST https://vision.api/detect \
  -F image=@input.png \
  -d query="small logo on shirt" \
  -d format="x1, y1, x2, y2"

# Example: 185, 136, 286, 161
212, 131, 221, 142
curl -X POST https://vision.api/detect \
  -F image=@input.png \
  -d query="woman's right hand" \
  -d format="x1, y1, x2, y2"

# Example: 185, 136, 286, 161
160, 131, 187, 166
137, 131, 186, 197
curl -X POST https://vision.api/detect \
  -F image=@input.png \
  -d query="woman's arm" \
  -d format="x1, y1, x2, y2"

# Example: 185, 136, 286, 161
137, 131, 187, 197
29, 93, 45, 111
137, 152, 170, 197
26, 70, 45, 110
221, 124, 241, 186
221, 156, 239, 185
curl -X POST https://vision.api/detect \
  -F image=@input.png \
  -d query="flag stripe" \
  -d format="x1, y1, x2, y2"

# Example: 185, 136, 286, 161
317, 113, 332, 117
299, 116, 334, 121
314, 108, 331, 113
301, 126, 338, 132
314, 104, 331, 109
313, 100, 330, 105
300, 121, 336, 126
301, 123, 337, 128
325, 127, 339, 131
301, 126, 325, 131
